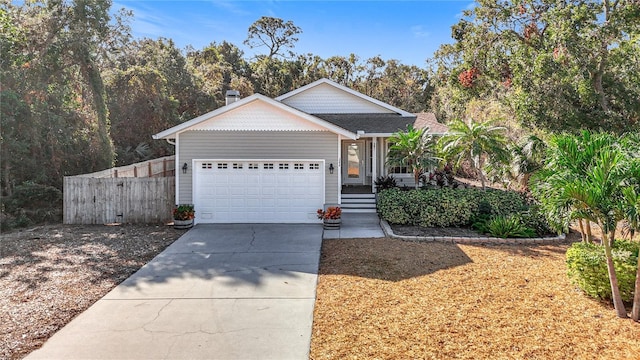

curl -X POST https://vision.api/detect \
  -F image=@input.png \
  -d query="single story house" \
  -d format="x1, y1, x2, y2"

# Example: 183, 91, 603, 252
153, 78, 446, 224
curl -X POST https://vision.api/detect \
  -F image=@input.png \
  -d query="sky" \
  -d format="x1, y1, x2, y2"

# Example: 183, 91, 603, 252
113, 0, 475, 67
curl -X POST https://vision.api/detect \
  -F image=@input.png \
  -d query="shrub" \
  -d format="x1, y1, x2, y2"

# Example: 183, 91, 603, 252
486, 215, 536, 238
374, 175, 397, 191
2, 181, 62, 230
377, 187, 530, 228
519, 205, 555, 236
566, 240, 639, 302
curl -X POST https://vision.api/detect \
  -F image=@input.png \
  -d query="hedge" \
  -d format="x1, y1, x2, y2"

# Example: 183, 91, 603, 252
566, 240, 639, 302
377, 187, 529, 227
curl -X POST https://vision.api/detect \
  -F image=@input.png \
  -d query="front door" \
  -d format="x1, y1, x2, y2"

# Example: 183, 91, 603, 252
342, 140, 365, 185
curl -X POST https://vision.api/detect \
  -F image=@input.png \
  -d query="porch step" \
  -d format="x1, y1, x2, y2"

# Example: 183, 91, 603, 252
340, 193, 377, 213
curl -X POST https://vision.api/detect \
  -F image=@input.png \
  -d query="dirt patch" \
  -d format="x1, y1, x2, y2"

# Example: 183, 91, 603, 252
0, 223, 183, 360
310, 238, 640, 360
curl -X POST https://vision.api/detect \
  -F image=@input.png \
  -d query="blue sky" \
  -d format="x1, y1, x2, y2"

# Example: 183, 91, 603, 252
113, 1, 474, 67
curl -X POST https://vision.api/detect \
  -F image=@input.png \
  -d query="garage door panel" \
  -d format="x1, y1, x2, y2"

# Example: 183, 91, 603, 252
194, 160, 324, 223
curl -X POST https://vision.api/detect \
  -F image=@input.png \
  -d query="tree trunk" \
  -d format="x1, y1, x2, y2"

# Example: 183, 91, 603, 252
586, 221, 593, 242
578, 219, 586, 242
414, 169, 420, 189
602, 226, 628, 318
632, 252, 640, 321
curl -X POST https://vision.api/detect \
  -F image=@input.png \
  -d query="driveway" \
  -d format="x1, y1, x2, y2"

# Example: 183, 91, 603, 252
27, 224, 323, 360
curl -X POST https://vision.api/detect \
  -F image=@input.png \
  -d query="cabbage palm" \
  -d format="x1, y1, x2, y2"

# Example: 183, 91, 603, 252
438, 118, 510, 190
386, 125, 439, 189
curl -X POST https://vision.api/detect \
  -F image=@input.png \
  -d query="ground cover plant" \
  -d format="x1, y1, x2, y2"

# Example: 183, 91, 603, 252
310, 238, 640, 360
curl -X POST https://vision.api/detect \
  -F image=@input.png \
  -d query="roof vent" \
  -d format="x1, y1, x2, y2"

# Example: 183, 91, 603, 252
225, 90, 240, 106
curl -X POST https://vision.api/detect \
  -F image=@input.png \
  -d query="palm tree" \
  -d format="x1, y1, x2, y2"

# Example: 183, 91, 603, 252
437, 118, 510, 190
386, 125, 439, 189
532, 131, 633, 319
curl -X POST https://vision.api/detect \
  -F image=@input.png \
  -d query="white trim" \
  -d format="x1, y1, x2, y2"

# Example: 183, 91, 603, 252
175, 137, 180, 205
337, 135, 342, 204
275, 78, 415, 117
372, 137, 377, 194
153, 94, 357, 140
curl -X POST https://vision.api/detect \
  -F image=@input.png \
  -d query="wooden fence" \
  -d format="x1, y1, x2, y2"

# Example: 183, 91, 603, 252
76, 156, 175, 178
64, 157, 175, 224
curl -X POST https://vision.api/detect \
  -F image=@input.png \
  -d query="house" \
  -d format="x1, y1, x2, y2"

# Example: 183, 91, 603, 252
153, 78, 446, 224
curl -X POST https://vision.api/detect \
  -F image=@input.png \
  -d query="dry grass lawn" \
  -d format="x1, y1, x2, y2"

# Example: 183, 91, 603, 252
311, 237, 640, 360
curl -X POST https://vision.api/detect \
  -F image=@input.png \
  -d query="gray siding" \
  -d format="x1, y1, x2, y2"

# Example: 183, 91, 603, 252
178, 131, 339, 204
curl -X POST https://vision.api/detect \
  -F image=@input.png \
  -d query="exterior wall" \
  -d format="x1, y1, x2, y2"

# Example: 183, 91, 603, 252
281, 83, 394, 114
177, 131, 339, 205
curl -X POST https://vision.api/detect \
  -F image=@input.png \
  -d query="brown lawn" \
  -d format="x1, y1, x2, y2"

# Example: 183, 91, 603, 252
310, 237, 640, 360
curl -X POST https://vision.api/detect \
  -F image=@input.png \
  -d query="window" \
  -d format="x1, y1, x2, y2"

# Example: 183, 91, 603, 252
386, 142, 412, 174
248, 163, 259, 169
294, 163, 304, 170
201, 163, 212, 169
232, 163, 243, 169
217, 163, 228, 169
263, 163, 274, 169
278, 163, 289, 170
309, 163, 320, 170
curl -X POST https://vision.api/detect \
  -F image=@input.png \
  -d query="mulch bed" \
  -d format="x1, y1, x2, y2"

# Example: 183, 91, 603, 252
310, 236, 640, 360
0, 224, 182, 360
391, 224, 485, 237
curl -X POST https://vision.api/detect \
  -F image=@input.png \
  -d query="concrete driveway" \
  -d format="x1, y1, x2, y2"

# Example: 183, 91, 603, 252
27, 224, 323, 360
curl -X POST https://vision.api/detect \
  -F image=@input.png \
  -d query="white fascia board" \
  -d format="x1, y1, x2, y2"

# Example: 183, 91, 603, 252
152, 93, 357, 140
275, 78, 415, 117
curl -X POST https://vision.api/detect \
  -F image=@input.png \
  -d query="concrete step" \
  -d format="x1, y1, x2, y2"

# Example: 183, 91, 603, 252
341, 207, 377, 213
340, 202, 376, 209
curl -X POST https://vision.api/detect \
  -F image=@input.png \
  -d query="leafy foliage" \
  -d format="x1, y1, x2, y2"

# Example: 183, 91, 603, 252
485, 215, 537, 238
430, 0, 640, 133
386, 125, 439, 189
374, 175, 397, 191
377, 187, 530, 228
566, 240, 639, 302
438, 118, 511, 189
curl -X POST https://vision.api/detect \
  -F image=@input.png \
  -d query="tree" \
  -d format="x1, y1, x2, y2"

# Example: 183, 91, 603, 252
430, 0, 640, 133
386, 125, 439, 189
1, 0, 124, 193
437, 118, 511, 190
244, 16, 302, 59
531, 132, 640, 319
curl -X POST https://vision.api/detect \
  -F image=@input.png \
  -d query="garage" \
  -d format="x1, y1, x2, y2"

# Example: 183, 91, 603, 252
193, 160, 325, 223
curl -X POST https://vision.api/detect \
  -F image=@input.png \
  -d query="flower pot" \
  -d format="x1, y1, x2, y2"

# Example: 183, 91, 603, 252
323, 218, 341, 230
174, 219, 194, 230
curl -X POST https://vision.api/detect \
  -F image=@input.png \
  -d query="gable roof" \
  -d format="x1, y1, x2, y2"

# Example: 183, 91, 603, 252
414, 112, 448, 134
152, 93, 357, 140
276, 78, 415, 117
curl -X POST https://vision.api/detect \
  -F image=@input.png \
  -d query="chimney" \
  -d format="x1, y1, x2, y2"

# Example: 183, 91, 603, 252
225, 90, 240, 106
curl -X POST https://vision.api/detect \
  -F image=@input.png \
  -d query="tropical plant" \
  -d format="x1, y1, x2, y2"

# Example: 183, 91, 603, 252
386, 125, 439, 189
374, 175, 397, 191
485, 215, 536, 238
531, 131, 639, 319
437, 118, 511, 190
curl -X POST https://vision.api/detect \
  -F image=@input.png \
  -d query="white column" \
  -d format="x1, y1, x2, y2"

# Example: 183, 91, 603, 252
337, 135, 342, 204
372, 137, 377, 193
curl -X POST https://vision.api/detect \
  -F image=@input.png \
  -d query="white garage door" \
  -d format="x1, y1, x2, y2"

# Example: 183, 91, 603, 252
194, 160, 324, 223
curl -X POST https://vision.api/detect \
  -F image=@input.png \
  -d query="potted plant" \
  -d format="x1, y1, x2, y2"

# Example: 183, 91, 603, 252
173, 204, 195, 229
317, 206, 342, 230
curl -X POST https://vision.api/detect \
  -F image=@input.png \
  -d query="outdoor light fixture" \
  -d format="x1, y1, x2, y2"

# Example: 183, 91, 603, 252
329, 163, 334, 174
182, 162, 188, 174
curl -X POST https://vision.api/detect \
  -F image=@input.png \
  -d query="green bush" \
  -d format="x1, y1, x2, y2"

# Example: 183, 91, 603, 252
2, 181, 62, 230
486, 215, 536, 238
377, 187, 530, 227
566, 240, 639, 302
